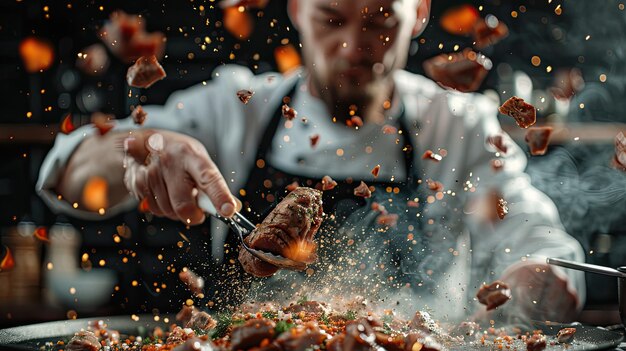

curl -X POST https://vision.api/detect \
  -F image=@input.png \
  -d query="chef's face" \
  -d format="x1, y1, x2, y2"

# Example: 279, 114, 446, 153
289, 0, 430, 102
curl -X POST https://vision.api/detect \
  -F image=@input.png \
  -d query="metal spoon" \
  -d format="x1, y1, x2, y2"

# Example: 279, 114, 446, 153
198, 192, 307, 271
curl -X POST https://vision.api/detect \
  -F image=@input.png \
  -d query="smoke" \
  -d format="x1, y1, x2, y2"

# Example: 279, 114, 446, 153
242, 188, 473, 324
526, 144, 626, 248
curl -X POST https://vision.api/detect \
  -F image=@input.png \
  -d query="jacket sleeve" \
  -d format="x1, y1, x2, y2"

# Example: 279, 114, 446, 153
36, 65, 256, 220
461, 93, 586, 310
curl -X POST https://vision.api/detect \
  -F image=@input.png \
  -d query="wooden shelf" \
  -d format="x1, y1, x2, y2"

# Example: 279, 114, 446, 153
0, 124, 59, 145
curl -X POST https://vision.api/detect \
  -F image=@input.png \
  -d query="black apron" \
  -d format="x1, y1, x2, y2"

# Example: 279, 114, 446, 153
216, 81, 456, 307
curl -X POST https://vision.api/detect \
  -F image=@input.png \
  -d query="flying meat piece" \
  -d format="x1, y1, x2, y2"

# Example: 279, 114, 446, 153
310, 134, 320, 148
472, 14, 509, 49
524, 126, 553, 156
178, 267, 205, 295
126, 55, 166, 88
476, 280, 512, 310
76, 44, 109, 76
131, 105, 147, 125
99, 11, 165, 63
371, 164, 381, 177
238, 187, 323, 277
236, 89, 254, 104
282, 104, 297, 120
496, 196, 508, 220
422, 150, 443, 162
353, 181, 372, 198
321, 175, 337, 191
423, 48, 492, 92
185, 311, 216, 331
499, 97, 536, 129
556, 327, 576, 343
426, 179, 444, 192
175, 305, 196, 326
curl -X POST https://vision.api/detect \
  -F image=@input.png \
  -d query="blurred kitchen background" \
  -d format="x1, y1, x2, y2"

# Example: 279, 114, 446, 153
0, 0, 625, 327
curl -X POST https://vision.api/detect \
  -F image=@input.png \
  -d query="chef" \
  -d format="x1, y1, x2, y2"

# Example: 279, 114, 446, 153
37, 0, 584, 323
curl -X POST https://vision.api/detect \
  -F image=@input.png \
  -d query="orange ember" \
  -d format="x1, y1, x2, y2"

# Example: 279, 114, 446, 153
440, 4, 480, 36
82, 176, 109, 211
91, 113, 115, 136
274, 44, 302, 74
138, 197, 150, 213
223, 7, 253, 40
60, 114, 76, 134
19, 37, 55, 73
0, 245, 15, 272
283, 241, 317, 264
33, 226, 49, 242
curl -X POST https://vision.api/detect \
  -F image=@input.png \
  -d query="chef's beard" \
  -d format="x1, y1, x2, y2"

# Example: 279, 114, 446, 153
307, 56, 396, 124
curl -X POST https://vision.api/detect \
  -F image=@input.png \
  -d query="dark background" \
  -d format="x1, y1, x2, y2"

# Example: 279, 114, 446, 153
0, 0, 625, 326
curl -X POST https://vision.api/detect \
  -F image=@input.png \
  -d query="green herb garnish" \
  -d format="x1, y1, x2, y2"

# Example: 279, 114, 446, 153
211, 313, 233, 339
344, 310, 357, 320
319, 312, 330, 325
274, 320, 295, 334
296, 295, 308, 304
262, 311, 277, 319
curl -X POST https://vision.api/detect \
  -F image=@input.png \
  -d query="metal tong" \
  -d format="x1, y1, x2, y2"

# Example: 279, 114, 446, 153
197, 192, 307, 271
547, 257, 626, 278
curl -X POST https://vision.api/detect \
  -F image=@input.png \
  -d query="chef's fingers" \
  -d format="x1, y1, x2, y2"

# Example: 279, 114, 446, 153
146, 162, 178, 220
135, 165, 164, 217
184, 151, 236, 217
123, 131, 154, 164
163, 169, 206, 226
235, 197, 243, 212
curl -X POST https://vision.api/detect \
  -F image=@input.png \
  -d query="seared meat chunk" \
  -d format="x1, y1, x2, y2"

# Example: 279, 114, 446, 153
66, 330, 101, 351
126, 55, 166, 88
499, 96, 536, 129
274, 322, 327, 351
238, 187, 323, 277
230, 318, 276, 350
476, 280, 512, 310
556, 327, 576, 343
186, 311, 217, 331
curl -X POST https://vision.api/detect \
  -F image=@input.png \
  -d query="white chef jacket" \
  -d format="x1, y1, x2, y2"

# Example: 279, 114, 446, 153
36, 65, 586, 318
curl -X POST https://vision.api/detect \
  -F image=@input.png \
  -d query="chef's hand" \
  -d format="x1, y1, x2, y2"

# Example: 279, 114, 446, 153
500, 263, 579, 322
473, 262, 579, 325
123, 130, 238, 224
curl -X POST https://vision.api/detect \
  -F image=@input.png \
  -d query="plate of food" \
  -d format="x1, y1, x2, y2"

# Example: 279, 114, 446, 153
0, 301, 623, 351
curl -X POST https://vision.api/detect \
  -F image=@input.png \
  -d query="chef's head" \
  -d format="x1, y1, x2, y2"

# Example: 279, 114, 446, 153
288, 0, 430, 105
